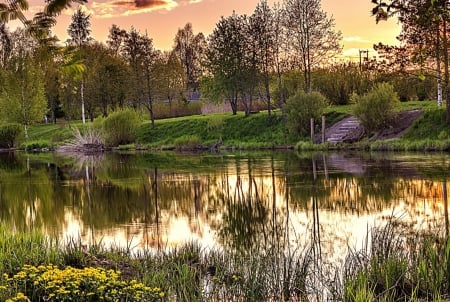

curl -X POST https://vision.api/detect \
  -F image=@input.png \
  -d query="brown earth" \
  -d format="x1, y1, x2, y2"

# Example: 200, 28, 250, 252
369, 109, 424, 141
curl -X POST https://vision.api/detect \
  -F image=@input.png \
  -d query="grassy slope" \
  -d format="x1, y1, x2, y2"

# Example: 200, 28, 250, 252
136, 111, 299, 148
25, 100, 447, 150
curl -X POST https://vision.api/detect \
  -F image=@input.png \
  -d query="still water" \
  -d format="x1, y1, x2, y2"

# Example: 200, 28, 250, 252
0, 151, 448, 265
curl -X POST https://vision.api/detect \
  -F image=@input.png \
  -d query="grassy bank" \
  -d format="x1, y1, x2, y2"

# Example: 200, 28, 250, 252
23, 100, 448, 152
26, 111, 300, 151
1, 218, 449, 301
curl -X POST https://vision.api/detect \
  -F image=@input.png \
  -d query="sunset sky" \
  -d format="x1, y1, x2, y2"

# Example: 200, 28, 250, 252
23, 0, 401, 60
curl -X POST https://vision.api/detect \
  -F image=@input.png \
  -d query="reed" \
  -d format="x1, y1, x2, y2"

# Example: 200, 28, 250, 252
2, 217, 450, 301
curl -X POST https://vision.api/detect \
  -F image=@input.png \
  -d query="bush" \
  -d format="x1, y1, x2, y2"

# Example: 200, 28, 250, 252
0, 123, 23, 148
103, 109, 140, 147
22, 140, 51, 151
352, 83, 400, 134
285, 91, 328, 136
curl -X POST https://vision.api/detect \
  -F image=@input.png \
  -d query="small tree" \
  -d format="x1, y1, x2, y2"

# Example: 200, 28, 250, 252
0, 55, 47, 138
285, 91, 328, 136
352, 82, 400, 134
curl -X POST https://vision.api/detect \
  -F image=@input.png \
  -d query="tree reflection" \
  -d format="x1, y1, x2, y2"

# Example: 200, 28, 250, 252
0, 151, 449, 262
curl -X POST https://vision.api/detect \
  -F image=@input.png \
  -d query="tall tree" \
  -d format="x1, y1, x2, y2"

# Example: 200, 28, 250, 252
371, 0, 450, 121
173, 23, 206, 95
107, 24, 127, 56
121, 27, 157, 125
283, 0, 342, 92
204, 12, 256, 114
81, 42, 131, 120
67, 7, 91, 124
153, 51, 185, 115
249, 0, 276, 116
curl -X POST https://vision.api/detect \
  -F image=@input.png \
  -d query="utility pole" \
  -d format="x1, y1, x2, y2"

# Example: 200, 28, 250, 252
359, 50, 369, 71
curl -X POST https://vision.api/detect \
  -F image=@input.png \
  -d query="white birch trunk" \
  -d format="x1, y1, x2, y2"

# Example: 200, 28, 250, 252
81, 79, 86, 124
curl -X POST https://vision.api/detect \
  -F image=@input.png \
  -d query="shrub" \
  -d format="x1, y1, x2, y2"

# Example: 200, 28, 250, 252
0, 123, 23, 148
352, 83, 399, 134
103, 109, 140, 147
285, 91, 328, 136
22, 140, 51, 151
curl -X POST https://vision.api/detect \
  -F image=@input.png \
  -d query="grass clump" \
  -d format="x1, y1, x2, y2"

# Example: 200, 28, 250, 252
103, 109, 140, 147
174, 135, 202, 150
56, 127, 104, 153
0, 225, 61, 274
342, 218, 450, 301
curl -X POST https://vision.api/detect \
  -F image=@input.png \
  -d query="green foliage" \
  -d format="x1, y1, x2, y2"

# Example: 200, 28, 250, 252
285, 91, 328, 136
0, 123, 23, 148
270, 70, 304, 107
21, 140, 51, 151
312, 64, 373, 105
391, 73, 435, 102
352, 82, 400, 133
0, 55, 47, 132
103, 109, 140, 147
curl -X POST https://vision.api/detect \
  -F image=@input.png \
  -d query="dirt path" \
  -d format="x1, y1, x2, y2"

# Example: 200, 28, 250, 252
322, 109, 424, 143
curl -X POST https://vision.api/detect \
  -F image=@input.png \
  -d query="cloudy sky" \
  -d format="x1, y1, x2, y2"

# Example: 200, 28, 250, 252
24, 0, 401, 60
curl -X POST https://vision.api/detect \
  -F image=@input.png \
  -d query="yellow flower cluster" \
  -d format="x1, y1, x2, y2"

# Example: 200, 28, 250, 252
1, 264, 165, 301
5, 292, 30, 302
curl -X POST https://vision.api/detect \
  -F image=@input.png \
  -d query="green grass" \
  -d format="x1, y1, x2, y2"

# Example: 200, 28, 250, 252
25, 121, 85, 150
21, 100, 447, 151
136, 110, 300, 149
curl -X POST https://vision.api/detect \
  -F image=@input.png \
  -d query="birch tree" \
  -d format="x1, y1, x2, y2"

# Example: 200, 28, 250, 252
67, 8, 91, 124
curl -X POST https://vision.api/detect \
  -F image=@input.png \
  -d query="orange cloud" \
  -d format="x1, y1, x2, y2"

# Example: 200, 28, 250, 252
114, 0, 168, 9
87, 0, 202, 18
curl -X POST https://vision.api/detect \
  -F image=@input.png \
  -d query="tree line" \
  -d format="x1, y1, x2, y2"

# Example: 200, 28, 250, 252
0, 0, 445, 136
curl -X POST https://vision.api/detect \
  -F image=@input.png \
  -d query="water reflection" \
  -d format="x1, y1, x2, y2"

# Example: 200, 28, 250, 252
0, 151, 449, 265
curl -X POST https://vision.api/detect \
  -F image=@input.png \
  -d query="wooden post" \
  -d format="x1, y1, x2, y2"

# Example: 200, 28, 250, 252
322, 115, 326, 143
310, 118, 314, 143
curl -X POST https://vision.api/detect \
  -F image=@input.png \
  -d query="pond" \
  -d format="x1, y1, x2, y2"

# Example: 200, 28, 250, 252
0, 150, 448, 267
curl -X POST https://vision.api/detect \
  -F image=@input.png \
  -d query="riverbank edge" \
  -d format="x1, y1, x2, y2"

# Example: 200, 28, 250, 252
19, 101, 449, 153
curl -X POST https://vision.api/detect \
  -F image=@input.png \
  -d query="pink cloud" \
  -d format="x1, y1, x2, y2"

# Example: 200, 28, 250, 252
86, 0, 202, 17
